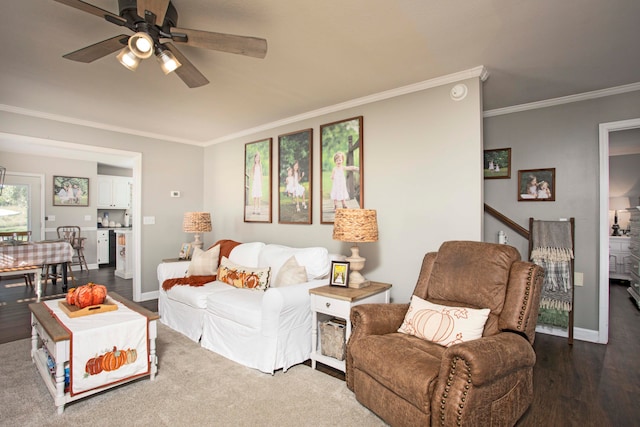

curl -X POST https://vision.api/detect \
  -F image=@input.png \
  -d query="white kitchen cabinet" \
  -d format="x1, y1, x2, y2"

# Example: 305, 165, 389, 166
115, 229, 133, 279
96, 230, 109, 265
610, 236, 632, 281
97, 175, 132, 209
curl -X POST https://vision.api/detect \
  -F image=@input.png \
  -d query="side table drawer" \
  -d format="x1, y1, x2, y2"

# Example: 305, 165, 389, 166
33, 318, 56, 357
311, 294, 350, 317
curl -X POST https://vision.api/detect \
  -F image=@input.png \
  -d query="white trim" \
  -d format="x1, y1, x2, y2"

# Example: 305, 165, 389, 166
0, 104, 203, 146
484, 82, 640, 118
206, 66, 490, 145
598, 117, 640, 345
535, 325, 600, 344
139, 290, 159, 302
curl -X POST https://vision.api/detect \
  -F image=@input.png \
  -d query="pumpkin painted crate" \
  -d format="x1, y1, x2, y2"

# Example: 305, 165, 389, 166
320, 319, 346, 361
58, 298, 118, 318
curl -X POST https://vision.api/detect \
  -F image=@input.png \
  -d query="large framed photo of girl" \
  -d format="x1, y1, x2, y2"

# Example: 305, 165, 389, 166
484, 148, 511, 179
518, 168, 555, 201
53, 176, 89, 206
278, 129, 312, 224
320, 116, 363, 224
244, 138, 272, 222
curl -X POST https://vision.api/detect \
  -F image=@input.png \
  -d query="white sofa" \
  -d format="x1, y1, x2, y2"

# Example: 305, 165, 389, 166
157, 241, 333, 374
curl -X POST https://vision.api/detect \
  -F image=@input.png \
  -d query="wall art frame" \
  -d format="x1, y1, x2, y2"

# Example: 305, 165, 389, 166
518, 168, 556, 201
278, 129, 312, 224
329, 260, 350, 287
244, 138, 272, 222
484, 148, 511, 179
53, 176, 89, 206
320, 116, 363, 224
179, 242, 192, 260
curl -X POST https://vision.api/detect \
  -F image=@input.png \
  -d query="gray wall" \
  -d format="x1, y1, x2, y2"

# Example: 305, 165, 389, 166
203, 78, 484, 304
483, 90, 640, 331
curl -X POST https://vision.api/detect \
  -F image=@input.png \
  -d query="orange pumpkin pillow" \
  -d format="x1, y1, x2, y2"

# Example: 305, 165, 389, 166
397, 296, 489, 347
217, 256, 271, 290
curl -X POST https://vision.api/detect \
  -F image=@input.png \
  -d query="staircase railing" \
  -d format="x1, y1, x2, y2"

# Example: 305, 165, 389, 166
483, 204, 529, 239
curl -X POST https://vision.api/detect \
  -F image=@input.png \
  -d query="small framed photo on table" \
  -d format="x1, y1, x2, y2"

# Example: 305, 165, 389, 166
330, 261, 350, 287
179, 243, 192, 260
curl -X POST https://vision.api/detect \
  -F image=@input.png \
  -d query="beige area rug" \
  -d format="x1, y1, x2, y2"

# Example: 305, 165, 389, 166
0, 324, 386, 426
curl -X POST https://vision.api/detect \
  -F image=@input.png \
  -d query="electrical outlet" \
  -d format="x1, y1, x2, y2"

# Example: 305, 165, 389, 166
574, 272, 584, 286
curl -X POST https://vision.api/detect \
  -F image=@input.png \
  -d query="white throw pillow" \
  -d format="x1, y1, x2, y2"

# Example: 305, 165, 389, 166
398, 296, 490, 347
258, 244, 329, 281
273, 256, 308, 287
186, 245, 220, 277
228, 242, 266, 268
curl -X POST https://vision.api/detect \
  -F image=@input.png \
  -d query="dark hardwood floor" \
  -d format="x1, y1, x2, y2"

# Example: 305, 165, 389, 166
1, 272, 638, 424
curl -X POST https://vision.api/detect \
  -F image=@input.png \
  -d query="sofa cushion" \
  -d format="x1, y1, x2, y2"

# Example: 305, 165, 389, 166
273, 256, 308, 287
186, 245, 220, 276
258, 244, 330, 281
228, 242, 265, 267
398, 295, 490, 347
217, 257, 271, 290
166, 281, 230, 309
205, 287, 264, 329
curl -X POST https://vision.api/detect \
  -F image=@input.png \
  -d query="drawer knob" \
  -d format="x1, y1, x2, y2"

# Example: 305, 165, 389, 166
326, 302, 331, 308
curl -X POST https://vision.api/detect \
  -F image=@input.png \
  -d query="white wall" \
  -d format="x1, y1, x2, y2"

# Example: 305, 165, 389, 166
203, 77, 484, 303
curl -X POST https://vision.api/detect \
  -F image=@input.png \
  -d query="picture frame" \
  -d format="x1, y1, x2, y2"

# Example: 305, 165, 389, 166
278, 129, 312, 224
244, 138, 272, 222
483, 148, 511, 179
53, 176, 89, 206
320, 116, 363, 224
518, 168, 556, 201
329, 261, 350, 287
179, 243, 192, 260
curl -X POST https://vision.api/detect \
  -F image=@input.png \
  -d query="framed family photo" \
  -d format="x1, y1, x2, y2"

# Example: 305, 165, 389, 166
178, 243, 192, 260
518, 168, 555, 201
278, 129, 312, 224
244, 138, 272, 222
330, 261, 350, 287
53, 176, 89, 206
483, 148, 511, 179
320, 116, 363, 224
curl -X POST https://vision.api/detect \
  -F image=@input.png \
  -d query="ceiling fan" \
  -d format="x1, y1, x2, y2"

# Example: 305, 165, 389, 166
54, 0, 268, 88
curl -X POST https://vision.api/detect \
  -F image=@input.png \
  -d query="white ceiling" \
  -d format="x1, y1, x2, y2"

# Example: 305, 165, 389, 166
1, 0, 640, 147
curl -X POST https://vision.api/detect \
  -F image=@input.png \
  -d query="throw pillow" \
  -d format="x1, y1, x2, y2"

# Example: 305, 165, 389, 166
217, 256, 271, 290
186, 245, 221, 277
273, 256, 308, 287
397, 296, 490, 347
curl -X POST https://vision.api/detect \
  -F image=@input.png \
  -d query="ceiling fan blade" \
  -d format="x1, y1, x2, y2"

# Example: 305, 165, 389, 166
137, 0, 170, 25
54, 0, 126, 25
164, 43, 209, 88
62, 35, 129, 63
171, 27, 267, 59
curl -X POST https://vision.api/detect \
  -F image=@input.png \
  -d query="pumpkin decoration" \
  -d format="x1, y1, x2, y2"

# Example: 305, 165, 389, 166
125, 348, 138, 364
85, 347, 138, 376
68, 282, 107, 309
85, 354, 104, 376
101, 346, 128, 372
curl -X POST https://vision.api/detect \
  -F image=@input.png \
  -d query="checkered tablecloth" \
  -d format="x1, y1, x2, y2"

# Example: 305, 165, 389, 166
0, 241, 74, 269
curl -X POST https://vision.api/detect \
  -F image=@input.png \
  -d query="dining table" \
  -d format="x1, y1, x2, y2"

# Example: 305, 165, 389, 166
0, 240, 75, 294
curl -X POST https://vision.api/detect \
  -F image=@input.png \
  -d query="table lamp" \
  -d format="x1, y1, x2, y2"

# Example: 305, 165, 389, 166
183, 212, 212, 250
332, 209, 378, 288
609, 197, 630, 236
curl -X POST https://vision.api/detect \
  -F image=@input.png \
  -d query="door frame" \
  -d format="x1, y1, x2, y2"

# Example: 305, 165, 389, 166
2, 172, 45, 240
598, 117, 640, 344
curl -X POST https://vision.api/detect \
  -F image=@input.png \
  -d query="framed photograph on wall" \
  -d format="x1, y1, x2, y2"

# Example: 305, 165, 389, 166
53, 176, 89, 206
329, 261, 350, 287
244, 138, 272, 222
278, 129, 312, 224
518, 168, 555, 201
483, 148, 511, 179
320, 116, 363, 224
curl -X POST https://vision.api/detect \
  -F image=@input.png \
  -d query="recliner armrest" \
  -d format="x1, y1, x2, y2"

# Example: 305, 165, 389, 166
440, 332, 535, 387
350, 303, 409, 338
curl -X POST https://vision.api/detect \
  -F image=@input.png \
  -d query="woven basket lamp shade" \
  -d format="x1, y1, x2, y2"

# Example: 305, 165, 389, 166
333, 209, 378, 288
183, 212, 212, 250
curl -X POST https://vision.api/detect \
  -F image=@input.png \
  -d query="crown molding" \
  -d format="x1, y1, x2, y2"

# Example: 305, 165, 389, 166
483, 82, 640, 118
206, 66, 489, 145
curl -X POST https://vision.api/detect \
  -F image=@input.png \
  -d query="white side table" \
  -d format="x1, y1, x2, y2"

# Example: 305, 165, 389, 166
309, 282, 391, 372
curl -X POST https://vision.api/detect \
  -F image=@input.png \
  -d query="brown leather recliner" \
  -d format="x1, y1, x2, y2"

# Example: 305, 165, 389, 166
346, 241, 544, 427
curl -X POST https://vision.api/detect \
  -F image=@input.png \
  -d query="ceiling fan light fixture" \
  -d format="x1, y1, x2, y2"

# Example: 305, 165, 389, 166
128, 32, 154, 59
116, 47, 141, 71
156, 49, 181, 74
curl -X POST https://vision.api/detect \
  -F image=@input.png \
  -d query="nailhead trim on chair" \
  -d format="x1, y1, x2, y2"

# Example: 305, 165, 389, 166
518, 265, 543, 333
439, 355, 471, 426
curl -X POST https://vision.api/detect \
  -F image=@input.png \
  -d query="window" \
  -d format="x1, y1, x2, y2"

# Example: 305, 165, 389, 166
0, 184, 29, 232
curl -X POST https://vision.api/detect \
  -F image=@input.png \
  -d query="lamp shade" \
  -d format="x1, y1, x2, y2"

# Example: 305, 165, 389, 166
333, 209, 378, 243
609, 197, 630, 211
183, 212, 212, 233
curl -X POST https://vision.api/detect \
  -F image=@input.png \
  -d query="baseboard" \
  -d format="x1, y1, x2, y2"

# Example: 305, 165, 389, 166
139, 290, 159, 302
535, 324, 600, 344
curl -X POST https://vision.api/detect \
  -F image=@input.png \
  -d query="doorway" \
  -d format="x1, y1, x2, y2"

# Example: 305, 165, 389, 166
598, 117, 640, 344
0, 173, 44, 240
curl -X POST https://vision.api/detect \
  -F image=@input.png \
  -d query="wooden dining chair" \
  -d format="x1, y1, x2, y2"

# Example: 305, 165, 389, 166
0, 231, 32, 242
0, 230, 35, 287
56, 226, 88, 271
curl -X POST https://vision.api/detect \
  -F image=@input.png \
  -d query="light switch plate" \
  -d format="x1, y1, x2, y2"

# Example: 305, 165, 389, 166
574, 272, 584, 286
47, 215, 55, 221
143, 216, 155, 225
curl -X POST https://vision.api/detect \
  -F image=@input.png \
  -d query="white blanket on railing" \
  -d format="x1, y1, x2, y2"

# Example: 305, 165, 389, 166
45, 298, 149, 396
